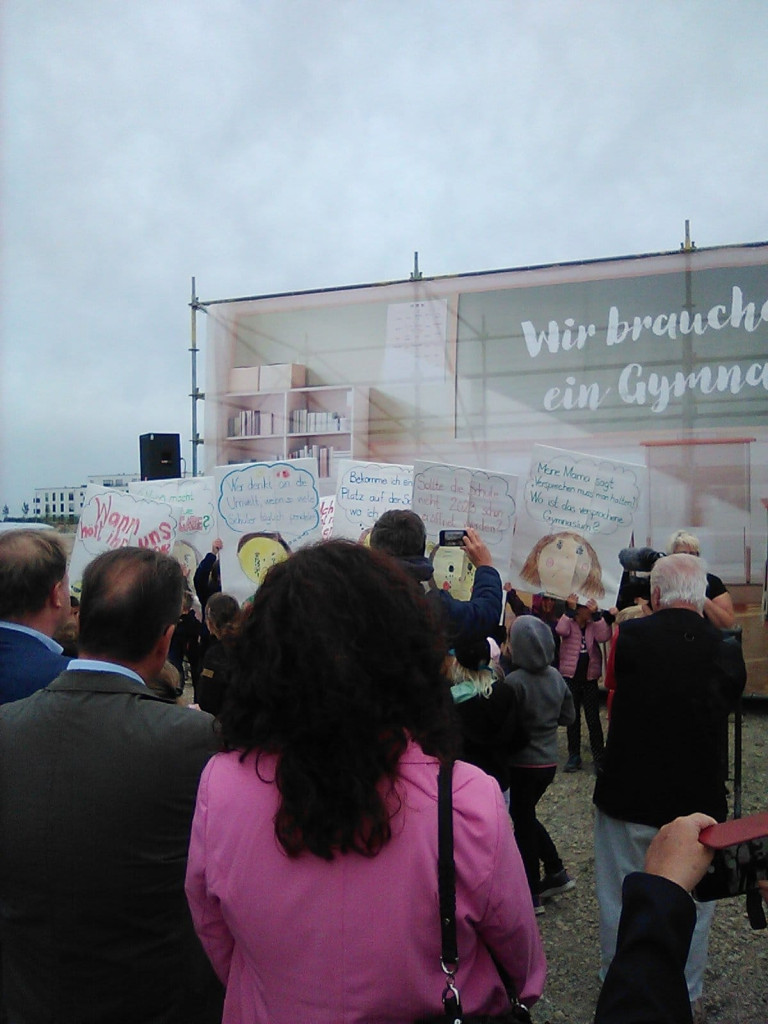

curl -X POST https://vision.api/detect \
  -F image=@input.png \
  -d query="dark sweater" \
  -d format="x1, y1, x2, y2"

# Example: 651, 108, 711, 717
452, 681, 527, 791
197, 640, 234, 718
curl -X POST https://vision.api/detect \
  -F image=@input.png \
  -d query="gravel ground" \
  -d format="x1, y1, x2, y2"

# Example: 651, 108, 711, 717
530, 702, 768, 1024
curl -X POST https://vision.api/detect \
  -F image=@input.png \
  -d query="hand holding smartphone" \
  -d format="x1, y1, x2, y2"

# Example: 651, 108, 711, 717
438, 529, 467, 547
694, 812, 768, 902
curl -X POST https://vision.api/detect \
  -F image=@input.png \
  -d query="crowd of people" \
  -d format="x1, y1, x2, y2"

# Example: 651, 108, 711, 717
0, 519, 758, 1023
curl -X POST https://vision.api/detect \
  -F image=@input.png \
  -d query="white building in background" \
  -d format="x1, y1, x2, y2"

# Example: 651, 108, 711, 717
32, 473, 139, 520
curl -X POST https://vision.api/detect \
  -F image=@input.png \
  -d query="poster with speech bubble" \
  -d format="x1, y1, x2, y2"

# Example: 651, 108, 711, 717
68, 486, 179, 596
411, 461, 518, 596
129, 476, 215, 577
332, 460, 414, 540
509, 445, 645, 605
215, 460, 321, 602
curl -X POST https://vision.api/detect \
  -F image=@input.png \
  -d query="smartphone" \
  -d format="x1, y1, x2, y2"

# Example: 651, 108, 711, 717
693, 812, 768, 901
439, 529, 467, 547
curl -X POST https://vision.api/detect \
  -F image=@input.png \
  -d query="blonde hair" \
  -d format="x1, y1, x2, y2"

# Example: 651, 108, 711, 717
449, 658, 496, 698
667, 530, 700, 555
450, 637, 495, 698
615, 604, 646, 624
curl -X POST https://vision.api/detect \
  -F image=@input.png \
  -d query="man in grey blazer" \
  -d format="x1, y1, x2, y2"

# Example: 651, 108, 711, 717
0, 547, 222, 1024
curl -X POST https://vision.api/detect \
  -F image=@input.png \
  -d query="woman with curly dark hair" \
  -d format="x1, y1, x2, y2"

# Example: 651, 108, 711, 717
185, 540, 545, 1024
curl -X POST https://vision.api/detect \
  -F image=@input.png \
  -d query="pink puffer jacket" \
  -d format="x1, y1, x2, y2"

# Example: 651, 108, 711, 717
556, 613, 612, 679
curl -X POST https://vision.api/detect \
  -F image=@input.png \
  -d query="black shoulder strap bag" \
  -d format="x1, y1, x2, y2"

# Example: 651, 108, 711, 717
415, 761, 533, 1024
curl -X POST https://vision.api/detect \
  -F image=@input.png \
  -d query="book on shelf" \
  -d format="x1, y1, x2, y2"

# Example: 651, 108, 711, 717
227, 409, 275, 438
289, 409, 347, 434
287, 443, 342, 478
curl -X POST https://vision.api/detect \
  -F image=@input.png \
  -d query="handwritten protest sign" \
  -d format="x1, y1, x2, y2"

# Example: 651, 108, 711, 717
332, 460, 414, 540
319, 495, 335, 540
215, 460, 321, 602
68, 486, 179, 595
509, 445, 645, 605
129, 477, 215, 575
411, 461, 518, 593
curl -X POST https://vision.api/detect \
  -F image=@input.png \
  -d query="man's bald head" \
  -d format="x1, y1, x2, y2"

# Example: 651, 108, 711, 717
79, 548, 184, 663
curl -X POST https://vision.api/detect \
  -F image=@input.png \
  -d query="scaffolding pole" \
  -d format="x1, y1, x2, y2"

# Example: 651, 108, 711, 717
189, 277, 205, 477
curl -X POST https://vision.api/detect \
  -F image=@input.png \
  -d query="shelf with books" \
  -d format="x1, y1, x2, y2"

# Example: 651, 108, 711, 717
223, 390, 285, 442
215, 385, 368, 485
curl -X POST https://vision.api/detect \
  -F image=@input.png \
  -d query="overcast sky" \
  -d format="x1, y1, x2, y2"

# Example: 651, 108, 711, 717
2, 0, 766, 512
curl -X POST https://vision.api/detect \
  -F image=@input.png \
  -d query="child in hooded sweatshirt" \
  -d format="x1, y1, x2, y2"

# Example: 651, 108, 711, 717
504, 615, 576, 913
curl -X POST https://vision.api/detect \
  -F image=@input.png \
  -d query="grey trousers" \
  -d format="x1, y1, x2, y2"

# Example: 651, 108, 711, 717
594, 807, 715, 1002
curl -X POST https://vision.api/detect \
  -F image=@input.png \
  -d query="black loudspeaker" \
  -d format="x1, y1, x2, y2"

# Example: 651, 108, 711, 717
139, 433, 181, 481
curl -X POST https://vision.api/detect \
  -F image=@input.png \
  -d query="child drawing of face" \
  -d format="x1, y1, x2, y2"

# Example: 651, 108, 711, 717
172, 540, 199, 577
430, 545, 475, 602
537, 534, 593, 597
236, 533, 291, 588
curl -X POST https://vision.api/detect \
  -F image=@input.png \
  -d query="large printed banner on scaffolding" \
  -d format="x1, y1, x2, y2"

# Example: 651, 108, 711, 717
508, 445, 645, 607
331, 460, 414, 540
215, 460, 322, 603
411, 460, 518, 600
129, 477, 216, 575
68, 486, 179, 595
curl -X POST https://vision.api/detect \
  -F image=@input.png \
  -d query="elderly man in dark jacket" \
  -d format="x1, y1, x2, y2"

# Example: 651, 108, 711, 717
593, 553, 745, 1016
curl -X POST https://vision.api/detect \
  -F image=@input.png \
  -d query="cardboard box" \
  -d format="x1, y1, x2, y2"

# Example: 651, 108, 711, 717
229, 365, 261, 393
259, 363, 307, 391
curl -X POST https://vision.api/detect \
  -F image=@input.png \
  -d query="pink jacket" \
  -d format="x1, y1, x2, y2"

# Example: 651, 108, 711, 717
185, 743, 546, 1024
556, 613, 612, 679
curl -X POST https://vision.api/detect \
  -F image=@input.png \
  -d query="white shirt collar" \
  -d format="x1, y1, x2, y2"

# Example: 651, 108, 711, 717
0, 620, 64, 655
65, 659, 145, 687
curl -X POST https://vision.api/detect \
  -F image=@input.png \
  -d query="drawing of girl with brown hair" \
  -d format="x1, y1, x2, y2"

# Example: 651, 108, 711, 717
520, 531, 605, 600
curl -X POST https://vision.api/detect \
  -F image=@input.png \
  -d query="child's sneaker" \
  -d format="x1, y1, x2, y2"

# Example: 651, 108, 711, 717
532, 895, 546, 916
536, 869, 576, 899
564, 754, 582, 773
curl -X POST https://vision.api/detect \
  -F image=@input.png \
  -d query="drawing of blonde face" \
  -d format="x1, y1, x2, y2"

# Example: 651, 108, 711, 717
539, 534, 590, 594
430, 545, 475, 602
172, 540, 199, 577
237, 533, 291, 588
521, 530, 605, 600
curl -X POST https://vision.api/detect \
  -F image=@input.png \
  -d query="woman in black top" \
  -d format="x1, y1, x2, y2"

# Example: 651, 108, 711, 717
198, 593, 241, 717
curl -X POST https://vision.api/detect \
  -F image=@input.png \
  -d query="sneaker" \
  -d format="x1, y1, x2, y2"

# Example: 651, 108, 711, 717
564, 754, 582, 773
536, 869, 576, 899
532, 895, 546, 916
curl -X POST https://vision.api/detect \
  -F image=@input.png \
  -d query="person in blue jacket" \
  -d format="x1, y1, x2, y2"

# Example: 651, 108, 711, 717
0, 529, 72, 705
369, 511, 502, 648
